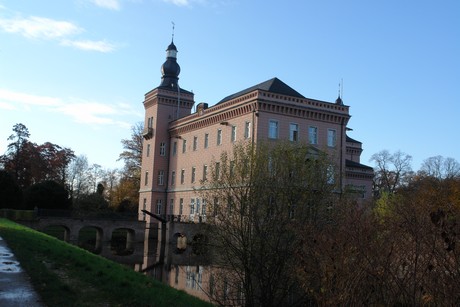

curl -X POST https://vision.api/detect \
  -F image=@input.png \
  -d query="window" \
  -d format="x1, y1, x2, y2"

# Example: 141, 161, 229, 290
213, 197, 219, 217
268, 120, 278, 139
231, 125, 237, 142
327, 165, 335, 184
196, 198, 201, 215
244, 121, 251, 139
172, 141, 177, 155
203, 164, 208, 181
202, 199, 206, 216
309, 126, 318, 145
217, 129, 222, 145
156, 199, 162, 215
170, 199, 174, 216
191, 167, 196, 183
289, 123, 299, 142
171, 171, 176, 185
147, 117, 153, 128
193, 136, 198, 151
142, 198, 147, 221
215, 162, 221, 179
160, 142, 166, 156
204, 133, 209, 148
327, 129, 337, 147
179, 198, 184, 215
182, 139, 187, 153
190, 198, 195, 215
181, 169, 185, 184
144, 171, 149, 186
158, 170, 164, 185
146, 144, 150, 157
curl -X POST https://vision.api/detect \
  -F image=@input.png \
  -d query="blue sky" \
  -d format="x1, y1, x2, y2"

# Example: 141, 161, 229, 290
1, 0, 459, 171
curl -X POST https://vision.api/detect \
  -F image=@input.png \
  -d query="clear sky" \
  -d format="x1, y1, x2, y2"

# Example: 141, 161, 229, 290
1, 0, 459, 171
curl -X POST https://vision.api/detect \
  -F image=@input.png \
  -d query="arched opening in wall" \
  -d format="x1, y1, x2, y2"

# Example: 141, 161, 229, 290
173, 232, 187, 254
42, 225, 70, 242
191, 233, 208, 255
111, 228, 135, 256
78, 226, 103, 254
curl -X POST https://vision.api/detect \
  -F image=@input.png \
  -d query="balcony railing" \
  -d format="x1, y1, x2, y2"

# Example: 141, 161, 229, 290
142, 127, 153, 140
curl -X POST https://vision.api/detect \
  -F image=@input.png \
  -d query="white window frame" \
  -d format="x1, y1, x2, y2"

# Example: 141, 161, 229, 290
217, 129, 222, 145
289, 123, 299, 142
204, 133, 209, 148
159, 142, 166, 156
244, 121, 251, 139
231, 125, 237, 142
327, 129, 337, 147
179, 198, 184, 215
193, 136, 198, 151
190, 198, 195, 215
309, 126, 318, 145
156, 199, 162, 215
181, 169, 185, 184
203, 164, 208, 181
191, 166, 196, 183
268, 120, 279, 139
158, 170, 165, 185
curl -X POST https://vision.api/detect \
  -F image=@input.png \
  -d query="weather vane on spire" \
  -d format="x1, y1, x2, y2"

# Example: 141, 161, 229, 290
171, 21, 175, 42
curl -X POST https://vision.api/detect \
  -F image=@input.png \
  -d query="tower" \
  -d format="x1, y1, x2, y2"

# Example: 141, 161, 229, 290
138, 39, 195, 223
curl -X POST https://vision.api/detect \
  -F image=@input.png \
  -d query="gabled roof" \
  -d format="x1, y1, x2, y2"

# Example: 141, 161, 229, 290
217, 77, 305, 104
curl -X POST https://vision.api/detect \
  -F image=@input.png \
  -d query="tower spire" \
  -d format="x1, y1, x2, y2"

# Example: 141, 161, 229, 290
159, 28, 180, 89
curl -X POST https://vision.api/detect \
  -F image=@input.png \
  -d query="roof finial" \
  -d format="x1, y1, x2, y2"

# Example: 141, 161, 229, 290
171, 21, 175, 42
335, 78, 344, 105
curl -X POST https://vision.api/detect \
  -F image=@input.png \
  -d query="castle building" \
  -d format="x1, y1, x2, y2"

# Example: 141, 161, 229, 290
138, 40, 373, 223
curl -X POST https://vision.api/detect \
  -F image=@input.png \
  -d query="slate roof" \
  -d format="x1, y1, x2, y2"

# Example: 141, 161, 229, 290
346, 159, 374, 171
217, 77, 305, 104
346, 135, 362, 144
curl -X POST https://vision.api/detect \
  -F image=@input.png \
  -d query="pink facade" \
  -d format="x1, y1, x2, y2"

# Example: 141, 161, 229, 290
138, 41, 373, 222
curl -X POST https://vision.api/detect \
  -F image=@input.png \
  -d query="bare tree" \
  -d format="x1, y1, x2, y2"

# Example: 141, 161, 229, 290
67, 155, 91, 201
118, 122, 143, 182
420, 155, 460, 179
370, 150, 413, 195
199, 141, 337, 306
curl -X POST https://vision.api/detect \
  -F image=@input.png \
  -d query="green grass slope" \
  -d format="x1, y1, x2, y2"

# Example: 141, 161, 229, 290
0, 218, 211, 307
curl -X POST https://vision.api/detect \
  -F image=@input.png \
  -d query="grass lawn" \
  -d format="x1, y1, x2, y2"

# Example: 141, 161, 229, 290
0, 218, 212, 307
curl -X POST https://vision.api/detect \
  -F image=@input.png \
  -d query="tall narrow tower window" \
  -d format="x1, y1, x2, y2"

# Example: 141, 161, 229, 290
193, 136, 198, 151
160, 142, 166, 156
309, 126, 318, 145
158, 170, 165, 185
204, 133, 209, 148
231, 126, 237, 142
289, 123, 299, 142
172, 141, 177, 155
244, 122, 251, 139
182, 139, 187, 153
217, 129, 222, 145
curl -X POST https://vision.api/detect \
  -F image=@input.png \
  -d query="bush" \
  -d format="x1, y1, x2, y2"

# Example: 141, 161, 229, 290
23, 180, 71, 210
0, 170, 23, 209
